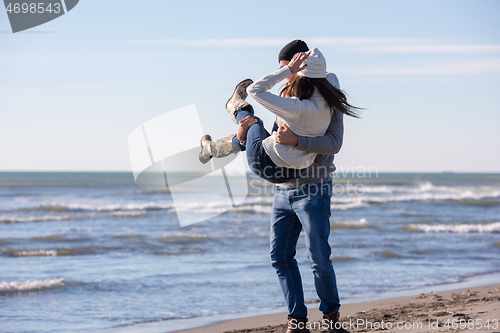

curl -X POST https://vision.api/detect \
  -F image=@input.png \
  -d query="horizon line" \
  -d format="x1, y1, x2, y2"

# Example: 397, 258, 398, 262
0, 170, 499, 174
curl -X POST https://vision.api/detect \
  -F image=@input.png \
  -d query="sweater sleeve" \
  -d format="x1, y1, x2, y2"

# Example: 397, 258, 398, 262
296, 111, 343, 154
247, 66, 302, 122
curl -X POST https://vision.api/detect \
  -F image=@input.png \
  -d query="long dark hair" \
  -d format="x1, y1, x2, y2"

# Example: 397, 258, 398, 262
280, 76, 361, 119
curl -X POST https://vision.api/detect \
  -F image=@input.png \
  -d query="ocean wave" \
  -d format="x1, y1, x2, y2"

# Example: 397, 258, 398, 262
0, 249, 81, 258
2, 249, 58, 257
0, 239, 12, 245
171, 199, 367, 214
0, 214, 74, 224
0, 278, 64, 293
109, 210, 147, 217
330, 256, 357, 261
1, 245, 119, 257
154, 247, 206, 255
455, 199, 500, 207
330, 218, 372, 229
5, 181, 499, 219
171, 198, 274, 215
154, 234, 212, 244
331, 201, 369, 210
330, 181, 500, 207
112, 234, 144, 239
330, 177, 415, 185
231, 205, 273, 214
36, 202, 174, 213
145, 181, 500, 214
373, 250, 402, 258
356, 185, 395, 193
409, 248, 465, 254
30, 235, 91, 243
405, 222, 500, 233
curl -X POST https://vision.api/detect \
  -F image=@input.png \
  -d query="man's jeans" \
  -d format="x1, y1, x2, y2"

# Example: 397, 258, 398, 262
234, 109, 299, 184
270, 180, 340, 318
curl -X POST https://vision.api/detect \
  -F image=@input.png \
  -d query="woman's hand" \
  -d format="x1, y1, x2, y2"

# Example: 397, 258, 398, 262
237, 115, 258, 143
287, 52, 309, 75
275, 123, 298, 147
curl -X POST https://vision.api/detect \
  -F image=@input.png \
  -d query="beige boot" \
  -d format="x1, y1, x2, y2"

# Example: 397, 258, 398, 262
285, 316, 310, 333
198, 134, 238, 164
225, 79, 254, 123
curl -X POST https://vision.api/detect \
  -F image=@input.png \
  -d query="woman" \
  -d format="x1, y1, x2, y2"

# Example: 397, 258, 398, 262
199, 47, 358, 185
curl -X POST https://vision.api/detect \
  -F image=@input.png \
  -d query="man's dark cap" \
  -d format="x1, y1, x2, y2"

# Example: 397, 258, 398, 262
278, 40, 309, 62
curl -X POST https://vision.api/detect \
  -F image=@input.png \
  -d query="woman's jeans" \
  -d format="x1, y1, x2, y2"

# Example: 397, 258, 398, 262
234, 110, 299, 184
271, 181, 340, 318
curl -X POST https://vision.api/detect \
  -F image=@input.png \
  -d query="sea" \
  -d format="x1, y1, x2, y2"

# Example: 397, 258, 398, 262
1, 171, 499, 333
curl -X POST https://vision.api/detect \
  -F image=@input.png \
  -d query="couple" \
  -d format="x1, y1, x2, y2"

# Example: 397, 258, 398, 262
199, 40, 359, 333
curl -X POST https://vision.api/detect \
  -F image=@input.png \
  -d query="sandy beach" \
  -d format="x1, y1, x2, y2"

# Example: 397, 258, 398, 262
175, 284, 500, 333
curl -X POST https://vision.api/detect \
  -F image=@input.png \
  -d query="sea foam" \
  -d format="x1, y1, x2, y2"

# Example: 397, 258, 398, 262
0, 278, 64, 292
406, 222, 500, 233
0, 215, 73, 224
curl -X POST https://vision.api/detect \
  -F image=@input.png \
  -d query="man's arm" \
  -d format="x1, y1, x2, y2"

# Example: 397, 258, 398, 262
297, 111, 343, 154
276, 111, 344, 155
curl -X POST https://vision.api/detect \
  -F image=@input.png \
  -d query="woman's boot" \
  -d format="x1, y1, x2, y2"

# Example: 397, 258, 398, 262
198, 134, 239, 164
226, 79, 254, 123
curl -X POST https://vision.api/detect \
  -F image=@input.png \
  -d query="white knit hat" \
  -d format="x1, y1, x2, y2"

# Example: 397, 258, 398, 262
297, 47, 327, 78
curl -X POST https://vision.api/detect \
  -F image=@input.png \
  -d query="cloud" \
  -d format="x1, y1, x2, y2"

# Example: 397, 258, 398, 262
131, 37, 434, 47
353, 44, 500, 53
347, 58, 500, 75
131, 37, 500, 54
307, 37, 435, 46
131, 38, 292, 47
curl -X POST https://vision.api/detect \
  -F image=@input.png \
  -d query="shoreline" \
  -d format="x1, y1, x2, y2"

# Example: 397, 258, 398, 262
174, 284, 500, 333
91, 276, 500, 333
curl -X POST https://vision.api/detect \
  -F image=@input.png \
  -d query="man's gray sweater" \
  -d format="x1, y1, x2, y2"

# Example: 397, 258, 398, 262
278, 109, 344, 189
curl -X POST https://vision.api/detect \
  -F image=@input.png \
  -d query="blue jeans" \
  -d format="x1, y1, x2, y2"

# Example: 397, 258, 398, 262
235, 110, 299, 184
270, 180, 340, 318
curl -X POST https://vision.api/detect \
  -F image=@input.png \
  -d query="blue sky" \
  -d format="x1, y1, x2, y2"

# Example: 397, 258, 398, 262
1, 0, 499, 172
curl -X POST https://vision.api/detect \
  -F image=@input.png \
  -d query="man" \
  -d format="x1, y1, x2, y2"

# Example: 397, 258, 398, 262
237, 40, 348, 333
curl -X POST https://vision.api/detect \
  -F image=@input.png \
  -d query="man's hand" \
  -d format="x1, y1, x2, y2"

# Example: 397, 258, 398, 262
275, 123, 298, 147
237, 115, 257, 143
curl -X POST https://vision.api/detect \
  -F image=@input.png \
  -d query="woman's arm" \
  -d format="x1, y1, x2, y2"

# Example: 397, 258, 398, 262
247, 53, 309, 123
247, 66, 302, 121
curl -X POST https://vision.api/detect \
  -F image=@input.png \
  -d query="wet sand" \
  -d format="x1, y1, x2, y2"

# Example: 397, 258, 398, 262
176, 284, 500, 333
